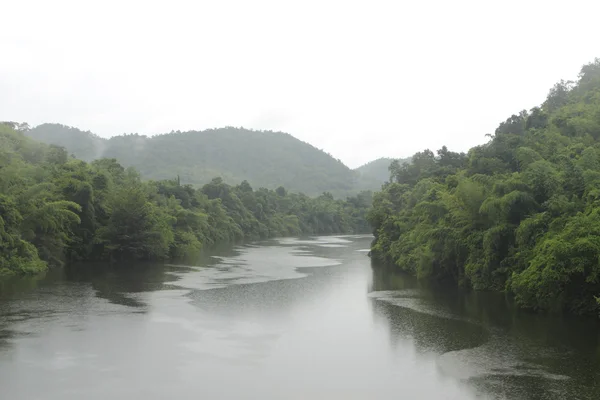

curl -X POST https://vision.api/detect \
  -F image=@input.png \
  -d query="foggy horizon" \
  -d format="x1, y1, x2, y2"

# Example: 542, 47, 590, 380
2, 0, 599, 168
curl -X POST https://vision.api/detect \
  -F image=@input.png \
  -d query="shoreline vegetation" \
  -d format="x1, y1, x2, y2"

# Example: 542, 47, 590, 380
368, 58, 600, 316
0, 122, 372, 276
5, 58, 600, 318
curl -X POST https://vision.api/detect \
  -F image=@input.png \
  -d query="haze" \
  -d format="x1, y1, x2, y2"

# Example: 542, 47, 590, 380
2, 0, 598, 167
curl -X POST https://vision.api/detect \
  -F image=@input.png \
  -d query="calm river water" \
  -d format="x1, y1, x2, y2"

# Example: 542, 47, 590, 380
1, 235, 599, 399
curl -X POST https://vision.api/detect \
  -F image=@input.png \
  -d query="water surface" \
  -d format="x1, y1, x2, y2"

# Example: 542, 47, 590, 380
0, 235, 599, 399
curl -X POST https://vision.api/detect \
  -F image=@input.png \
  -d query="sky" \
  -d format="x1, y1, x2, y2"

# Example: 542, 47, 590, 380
1, 0, 599, 168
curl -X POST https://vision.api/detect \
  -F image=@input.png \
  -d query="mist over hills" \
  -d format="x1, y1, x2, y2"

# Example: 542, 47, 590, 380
26, 124, 393, 197
354, 157, 411, 183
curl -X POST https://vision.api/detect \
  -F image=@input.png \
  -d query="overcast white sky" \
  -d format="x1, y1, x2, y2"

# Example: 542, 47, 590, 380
1, 0, 598, 168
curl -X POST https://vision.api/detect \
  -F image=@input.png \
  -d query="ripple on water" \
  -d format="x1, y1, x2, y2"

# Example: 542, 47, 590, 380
369, 289, 475, 323
438, 338, 573, 400
276, 236, 353, 246
370, 288, 577, 400
166, 245, 341, 291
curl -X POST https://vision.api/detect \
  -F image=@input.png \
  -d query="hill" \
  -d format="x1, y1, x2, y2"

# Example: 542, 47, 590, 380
26, 125, 383, 197
369, 58, 600, 315
24, 123, 105, 160
355, 157, 411, 183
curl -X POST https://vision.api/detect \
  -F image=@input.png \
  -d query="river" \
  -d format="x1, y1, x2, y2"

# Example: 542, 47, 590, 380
0, 235, 599, 399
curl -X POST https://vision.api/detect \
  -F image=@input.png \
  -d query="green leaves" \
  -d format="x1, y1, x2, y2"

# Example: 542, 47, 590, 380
369, 58, 600, 315
511, 210, 600, 313
96, 184, 174, 260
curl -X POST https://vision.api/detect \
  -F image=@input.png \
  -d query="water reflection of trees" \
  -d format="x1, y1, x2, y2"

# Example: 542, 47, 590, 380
0, 273, 50, 350
370, 263, 600, 399
370, 266, 489, 355
0, 244, 251, 353
64, 261, 182, 309
62, 245, 240, 309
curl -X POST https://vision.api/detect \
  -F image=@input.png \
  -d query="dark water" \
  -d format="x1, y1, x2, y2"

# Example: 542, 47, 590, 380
0, 235, 599, 399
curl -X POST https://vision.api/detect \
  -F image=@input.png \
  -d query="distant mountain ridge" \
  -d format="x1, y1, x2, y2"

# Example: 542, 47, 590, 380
26, 124, 393, 197
355, 157, 411, 183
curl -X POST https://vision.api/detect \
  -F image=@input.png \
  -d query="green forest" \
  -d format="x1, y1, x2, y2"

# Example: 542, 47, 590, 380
0, 123, 372, 276
368, 58, 600, 315
7, 59, 600, 318
26, 125, 384, 198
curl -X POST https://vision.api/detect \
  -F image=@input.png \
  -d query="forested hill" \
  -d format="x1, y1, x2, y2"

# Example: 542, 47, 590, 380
0, 123, 372, 275
26, 125, 383, 197
368, 58, 600, 315
355, 157, 411, 183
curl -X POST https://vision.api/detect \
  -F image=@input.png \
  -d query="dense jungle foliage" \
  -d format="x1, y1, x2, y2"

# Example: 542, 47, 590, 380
0, 123, 372, 275
368, 59, 600, 315
26, 125, 383, 197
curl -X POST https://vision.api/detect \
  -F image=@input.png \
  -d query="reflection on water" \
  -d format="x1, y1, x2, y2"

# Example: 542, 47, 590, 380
0, 235, 598, 399
370, 264, 600, 399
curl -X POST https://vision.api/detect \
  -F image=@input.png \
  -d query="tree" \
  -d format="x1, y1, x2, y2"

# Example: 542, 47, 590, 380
369, 58, 600, 315
96, 184, 174, 260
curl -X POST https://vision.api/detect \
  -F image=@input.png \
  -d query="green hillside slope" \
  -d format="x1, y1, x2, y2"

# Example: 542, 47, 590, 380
26, 126, 382, 197
355, 157, 411, 183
